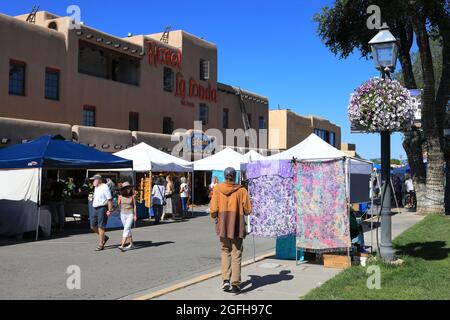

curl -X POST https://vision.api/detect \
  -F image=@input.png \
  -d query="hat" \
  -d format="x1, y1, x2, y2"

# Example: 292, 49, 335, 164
89, 174, 102, 181
121, 181, 131, 189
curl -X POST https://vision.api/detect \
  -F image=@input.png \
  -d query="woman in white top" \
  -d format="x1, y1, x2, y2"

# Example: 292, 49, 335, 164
180, 177, 189, 218
152, 177, 166, 224
117, 181, 137, 251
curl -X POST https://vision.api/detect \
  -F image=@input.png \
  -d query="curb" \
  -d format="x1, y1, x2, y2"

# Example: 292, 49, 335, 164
133, 250, 275, 300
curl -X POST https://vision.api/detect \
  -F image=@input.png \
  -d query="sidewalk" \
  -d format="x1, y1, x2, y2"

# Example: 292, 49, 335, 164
144, 209, 424, 300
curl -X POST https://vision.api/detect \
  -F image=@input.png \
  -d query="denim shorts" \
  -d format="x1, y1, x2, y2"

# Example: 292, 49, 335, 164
90, 206, 108, 229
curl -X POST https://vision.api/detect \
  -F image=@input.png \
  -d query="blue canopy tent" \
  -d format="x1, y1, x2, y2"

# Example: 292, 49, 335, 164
0, 135, 133, 239
0, 135, 132, 169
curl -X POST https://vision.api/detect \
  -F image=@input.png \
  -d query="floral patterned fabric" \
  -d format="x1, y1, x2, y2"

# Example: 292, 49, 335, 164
294, 160, 350, 251
247, 160, 297, 238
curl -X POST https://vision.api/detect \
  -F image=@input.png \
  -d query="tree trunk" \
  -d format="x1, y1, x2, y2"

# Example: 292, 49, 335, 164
410, 11, 446, 214
421, 136, 446, 214
403, 132, 427, 210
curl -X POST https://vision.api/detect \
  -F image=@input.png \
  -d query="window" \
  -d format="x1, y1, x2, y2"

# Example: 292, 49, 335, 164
78, 40, 140, 86
199, 104, 209, 125
329, 131, 336, 147
129, 112, 139, 131
223, 108, 229, 129
314, 128, 336, 146
200, 60, 210, 80
9, 60, 26, 96
45, 68, 60, 100
163, 67, 174, 92
163, 117, 174, 134
48, 22, 58, 30
83, 106, 96, 127
258, 116, 266, 129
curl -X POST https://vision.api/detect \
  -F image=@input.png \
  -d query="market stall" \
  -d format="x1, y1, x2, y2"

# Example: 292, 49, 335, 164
113, 142, 193, 218
245, 134, 373, 265
0, 135, 132, 239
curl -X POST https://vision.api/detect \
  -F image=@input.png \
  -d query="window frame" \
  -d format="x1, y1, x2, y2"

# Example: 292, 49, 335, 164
44, 67, 60, 101
199, 104, 209, 125
200, 59, 210, 81
83, 105, 96, 127
163, 67, 174, 92
222, 108, 229, 129
9, 59, 26, 96
129, 112, 139, 131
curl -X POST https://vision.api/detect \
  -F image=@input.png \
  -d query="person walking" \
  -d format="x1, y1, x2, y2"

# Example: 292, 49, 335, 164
117, 181, 137, 251
90, 175, 113, 251
180, 177, 190, 218
152, 177, 166, 224
210, 167, 252, 294
405, 175, 415, 209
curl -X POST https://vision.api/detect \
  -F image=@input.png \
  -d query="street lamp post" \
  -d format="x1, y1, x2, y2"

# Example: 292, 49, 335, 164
369, 23, 399, 262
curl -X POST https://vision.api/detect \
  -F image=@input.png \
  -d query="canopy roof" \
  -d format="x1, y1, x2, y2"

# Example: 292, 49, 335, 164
193, 147, 245, 171
0, 135, 132, 170
242, 150, 266, 162
268, 133, 372, 174
114, 142, 192, 172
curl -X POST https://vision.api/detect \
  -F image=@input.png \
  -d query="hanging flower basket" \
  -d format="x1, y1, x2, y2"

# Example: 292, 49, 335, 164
348, 78, 416, 132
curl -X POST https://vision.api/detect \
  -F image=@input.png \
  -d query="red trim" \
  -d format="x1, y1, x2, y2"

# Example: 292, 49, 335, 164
83, 105, 96, 111
10, 59, 26, 66
46, 67, 60, 73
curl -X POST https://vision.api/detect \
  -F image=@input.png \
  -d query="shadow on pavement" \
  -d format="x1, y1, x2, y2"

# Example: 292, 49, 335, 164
395, 241, 450, 261
103, 241, 175, 251
239, 270, 294, 294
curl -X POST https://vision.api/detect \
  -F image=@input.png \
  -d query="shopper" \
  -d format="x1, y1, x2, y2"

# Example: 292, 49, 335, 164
180, 177, 190, 218
393, 175, 403, 207
90, 174, 113, 251
210, 167, 252, 294
209, 176, 219, 199
405, 175, 415, 208
117, 182, 137, 251
164, 175, 176, 219
152, 177, 166, 224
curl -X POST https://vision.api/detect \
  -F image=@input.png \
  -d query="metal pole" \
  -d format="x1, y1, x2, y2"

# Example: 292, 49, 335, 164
380, 131, 394, 261
35, 168, 42, 241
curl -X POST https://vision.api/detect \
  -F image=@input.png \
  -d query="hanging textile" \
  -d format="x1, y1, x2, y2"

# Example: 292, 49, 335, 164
294, 159, 350, 251
247, 160, 297, 237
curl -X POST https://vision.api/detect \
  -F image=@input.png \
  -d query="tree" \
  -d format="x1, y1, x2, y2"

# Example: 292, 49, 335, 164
314, 0, 449, 214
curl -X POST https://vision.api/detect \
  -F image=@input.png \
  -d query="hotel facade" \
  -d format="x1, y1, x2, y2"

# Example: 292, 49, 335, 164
0, 10, 351, 161
0, 10, 270, 156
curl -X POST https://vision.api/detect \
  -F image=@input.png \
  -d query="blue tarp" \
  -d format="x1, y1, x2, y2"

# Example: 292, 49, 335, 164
0, 135, 132, 169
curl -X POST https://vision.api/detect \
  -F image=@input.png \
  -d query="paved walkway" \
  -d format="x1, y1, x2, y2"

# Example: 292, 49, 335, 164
149, 209, 424, 300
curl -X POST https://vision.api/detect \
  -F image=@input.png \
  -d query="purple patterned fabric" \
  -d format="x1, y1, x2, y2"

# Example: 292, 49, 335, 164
294, 160, 350, 251
246, 159, 294, 179
247, 160, 297, 238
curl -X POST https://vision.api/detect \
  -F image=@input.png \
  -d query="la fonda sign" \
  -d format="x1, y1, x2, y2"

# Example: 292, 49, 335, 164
146, 40, 217, 103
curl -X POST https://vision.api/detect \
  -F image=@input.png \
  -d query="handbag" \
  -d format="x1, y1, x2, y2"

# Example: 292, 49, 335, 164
157, 185, 167, 206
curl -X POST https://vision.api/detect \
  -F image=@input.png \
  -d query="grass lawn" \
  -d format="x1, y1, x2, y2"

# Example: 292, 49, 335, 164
303, 214, 450, 300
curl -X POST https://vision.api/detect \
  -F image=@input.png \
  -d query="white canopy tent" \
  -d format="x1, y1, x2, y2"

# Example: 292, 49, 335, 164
268, 133, 372, 175
267, 133, 373, 203
242, 150, 266, 162
114, 142, 193, 172
193, 147, 246, 171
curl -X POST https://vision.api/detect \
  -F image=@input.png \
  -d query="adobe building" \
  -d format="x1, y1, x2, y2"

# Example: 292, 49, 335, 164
269, 109, 342, 151
0, 10, 269, 156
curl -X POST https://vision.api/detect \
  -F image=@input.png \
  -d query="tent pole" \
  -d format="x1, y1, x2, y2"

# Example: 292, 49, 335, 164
35, 168, 42, 241
191, 171, 194, 218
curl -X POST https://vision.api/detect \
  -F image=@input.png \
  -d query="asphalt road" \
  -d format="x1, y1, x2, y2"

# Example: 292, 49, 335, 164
0, 207, 275, 300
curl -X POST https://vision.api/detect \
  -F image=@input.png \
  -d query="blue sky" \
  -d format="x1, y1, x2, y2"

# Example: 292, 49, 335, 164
1, 0, 408, 160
